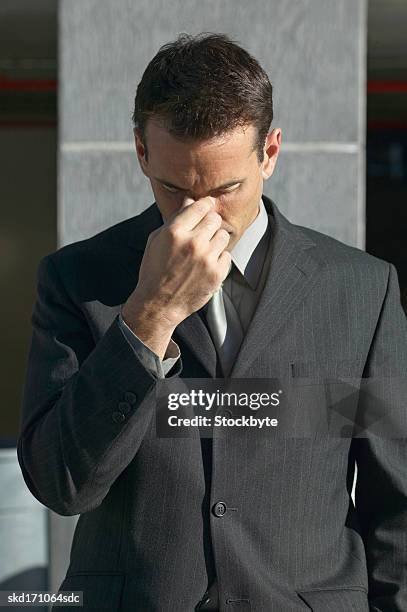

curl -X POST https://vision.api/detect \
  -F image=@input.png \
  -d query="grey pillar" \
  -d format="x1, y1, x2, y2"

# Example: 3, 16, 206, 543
57, 0, 367, 578
0, 449, 48, 610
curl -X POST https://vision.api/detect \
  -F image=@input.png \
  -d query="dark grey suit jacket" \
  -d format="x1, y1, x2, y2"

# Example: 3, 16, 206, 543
18, 195, 407, 611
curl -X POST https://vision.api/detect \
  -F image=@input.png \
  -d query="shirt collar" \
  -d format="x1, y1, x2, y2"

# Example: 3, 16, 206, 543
229, 196, 270, 290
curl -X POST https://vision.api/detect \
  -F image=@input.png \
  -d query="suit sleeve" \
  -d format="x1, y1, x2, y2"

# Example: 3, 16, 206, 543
118, 306, 181, 378
17, 254, 183, 516
352, 262, 407, 611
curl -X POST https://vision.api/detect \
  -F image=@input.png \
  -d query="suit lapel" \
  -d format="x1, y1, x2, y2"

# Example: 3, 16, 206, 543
229, 196, 324, 377
125, 195, 324, 379
173, 311, 218, 377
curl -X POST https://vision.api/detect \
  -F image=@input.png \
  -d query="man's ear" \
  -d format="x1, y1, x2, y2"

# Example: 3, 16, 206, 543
134, 127, 149, 175
261, 128, 282, 180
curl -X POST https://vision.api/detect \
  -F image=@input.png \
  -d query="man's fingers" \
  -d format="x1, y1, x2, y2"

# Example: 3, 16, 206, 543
209, 227, 231, 257
191, 210, 224, 241
169, 196, 216, 231
218, 249, 233, 279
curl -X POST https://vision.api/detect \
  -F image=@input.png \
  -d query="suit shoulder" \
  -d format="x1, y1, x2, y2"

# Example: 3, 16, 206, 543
296, 223, 391, 276
40, 214, 142, 274
35, 214, 144, 301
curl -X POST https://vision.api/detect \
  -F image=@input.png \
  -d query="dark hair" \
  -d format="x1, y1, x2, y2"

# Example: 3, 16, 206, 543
132, 32, 273, 164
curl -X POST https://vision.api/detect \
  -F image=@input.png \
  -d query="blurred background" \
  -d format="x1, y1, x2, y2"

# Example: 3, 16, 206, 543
0, 0, 405, 606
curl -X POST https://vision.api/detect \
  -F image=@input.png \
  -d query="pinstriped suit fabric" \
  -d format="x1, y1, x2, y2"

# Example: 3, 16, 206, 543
17, 196, 407, 611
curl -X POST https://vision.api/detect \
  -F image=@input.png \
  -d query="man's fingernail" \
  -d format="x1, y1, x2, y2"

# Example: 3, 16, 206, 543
183, 197, 195, 207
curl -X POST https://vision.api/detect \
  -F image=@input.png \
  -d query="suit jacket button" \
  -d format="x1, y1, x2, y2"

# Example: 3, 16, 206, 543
212, 501, 227, 517
195, 591, 211, 610
118, 401, 131, 414
124, 391, 138, 404
112, 411, 126, 423
195, 597, 211, 609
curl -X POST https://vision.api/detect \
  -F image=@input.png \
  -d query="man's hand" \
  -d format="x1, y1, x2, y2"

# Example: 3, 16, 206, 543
121, 196, 231, 359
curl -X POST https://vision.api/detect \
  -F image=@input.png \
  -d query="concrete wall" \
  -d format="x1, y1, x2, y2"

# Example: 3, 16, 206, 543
59, 0, 367, 248
0, 450, 48, 611
56, 0, 367, 589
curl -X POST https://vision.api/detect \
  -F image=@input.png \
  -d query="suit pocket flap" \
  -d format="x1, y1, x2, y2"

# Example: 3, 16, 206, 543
54, 572, 125, 611
296, 587, 368, 611
292, 359, 363, 379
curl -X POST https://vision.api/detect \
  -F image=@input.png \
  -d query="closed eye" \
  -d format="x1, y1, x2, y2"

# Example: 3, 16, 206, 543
162, 183, 240, 195
214, 185, 240, 196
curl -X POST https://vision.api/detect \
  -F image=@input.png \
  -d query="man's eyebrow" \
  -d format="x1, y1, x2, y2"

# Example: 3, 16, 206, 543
154, 178, 246, 190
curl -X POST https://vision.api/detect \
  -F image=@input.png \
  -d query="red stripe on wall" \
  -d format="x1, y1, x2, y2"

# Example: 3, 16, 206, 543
0, 76, 57, 92
368, 120, 407, 130
368, 81, 407, 94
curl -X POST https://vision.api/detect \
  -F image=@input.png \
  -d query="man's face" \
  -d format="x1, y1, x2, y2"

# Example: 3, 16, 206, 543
135, 120, 281, 251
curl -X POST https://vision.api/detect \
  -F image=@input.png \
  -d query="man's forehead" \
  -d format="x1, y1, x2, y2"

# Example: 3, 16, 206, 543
144, 119, 257, 152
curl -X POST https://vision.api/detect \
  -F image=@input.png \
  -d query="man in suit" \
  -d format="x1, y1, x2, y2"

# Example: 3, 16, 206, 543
18, 32, 407, 611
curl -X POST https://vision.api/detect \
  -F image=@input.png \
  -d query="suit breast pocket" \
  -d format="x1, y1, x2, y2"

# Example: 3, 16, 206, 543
291, 359, 364, 381
53, 572, 125, 611
296, 586, 369, 611
289, 359, 364, 438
